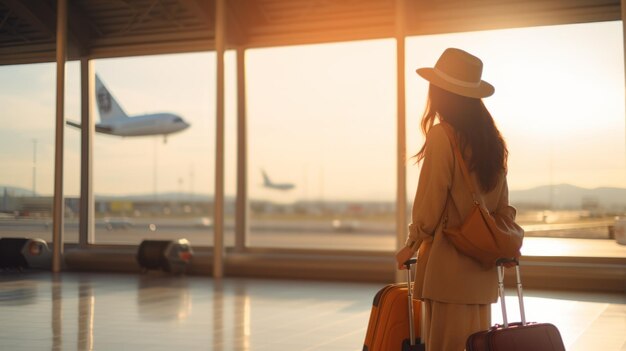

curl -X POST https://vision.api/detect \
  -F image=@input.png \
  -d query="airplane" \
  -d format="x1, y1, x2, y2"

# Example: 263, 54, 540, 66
261, 169, 295, 191
66, 74, 190, 143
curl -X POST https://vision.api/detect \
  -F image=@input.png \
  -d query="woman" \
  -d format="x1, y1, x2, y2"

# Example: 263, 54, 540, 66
395, 48, 519, 351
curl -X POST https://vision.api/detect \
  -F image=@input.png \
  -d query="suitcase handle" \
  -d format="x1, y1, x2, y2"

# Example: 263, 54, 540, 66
404, 258, 417, 269
404, 258, 417, 345
496, 258, 526, 328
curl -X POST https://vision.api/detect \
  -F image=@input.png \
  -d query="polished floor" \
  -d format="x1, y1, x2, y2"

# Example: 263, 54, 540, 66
0, 271, 624, 351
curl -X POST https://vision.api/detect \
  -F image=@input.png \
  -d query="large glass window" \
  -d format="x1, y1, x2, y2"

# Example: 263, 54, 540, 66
0, 62, 96, 245
0, 51, 237, 247
0, 63, 70, 242
89, 53, 230, 246
2, 22, 624, 253
246, 39, 397, 251
406, 21, 626, 242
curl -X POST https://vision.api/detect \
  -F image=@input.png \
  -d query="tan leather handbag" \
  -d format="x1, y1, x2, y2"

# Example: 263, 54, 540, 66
440, 123, 524, 267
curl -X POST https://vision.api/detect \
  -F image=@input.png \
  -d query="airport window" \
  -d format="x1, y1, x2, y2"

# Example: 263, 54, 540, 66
246, 39, 397, 251
0, 63, 86, 244
0, 51, 238, 248
0, 63, 56, 242
1, 23, 624, 255
89, 52, 232, 246
64, 62, 82, 244
406, 21, 626, 245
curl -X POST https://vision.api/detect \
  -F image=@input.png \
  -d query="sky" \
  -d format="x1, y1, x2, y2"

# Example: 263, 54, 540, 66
0, 21, 624, 203
406, 21, 626, 200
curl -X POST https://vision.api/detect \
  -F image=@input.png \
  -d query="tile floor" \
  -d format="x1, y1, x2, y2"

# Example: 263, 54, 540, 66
0, 271, 624, 350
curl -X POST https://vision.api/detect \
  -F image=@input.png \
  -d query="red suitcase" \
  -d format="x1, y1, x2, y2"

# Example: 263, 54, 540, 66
466, 258, 566, 351
362, 259, 425, 351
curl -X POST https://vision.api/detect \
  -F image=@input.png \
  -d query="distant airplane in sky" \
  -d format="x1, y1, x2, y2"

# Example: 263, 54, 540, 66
261, 169, 295, 191
66, 74, 190, 143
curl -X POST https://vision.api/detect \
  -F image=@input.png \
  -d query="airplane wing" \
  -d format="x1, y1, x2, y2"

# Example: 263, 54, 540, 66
95, 125, 114, 134
65, 120, 114, 134
66, 120, 82, 129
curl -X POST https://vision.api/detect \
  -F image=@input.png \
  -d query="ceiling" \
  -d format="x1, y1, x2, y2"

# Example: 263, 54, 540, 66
0, 0, 621, 65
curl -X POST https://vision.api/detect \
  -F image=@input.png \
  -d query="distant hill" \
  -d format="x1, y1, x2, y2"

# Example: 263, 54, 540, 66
510, 184, 626, 209
0, 187, 212, 202
3, 183, 625, 210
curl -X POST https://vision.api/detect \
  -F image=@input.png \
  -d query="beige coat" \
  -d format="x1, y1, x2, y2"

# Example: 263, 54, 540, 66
406, 123, 517, 305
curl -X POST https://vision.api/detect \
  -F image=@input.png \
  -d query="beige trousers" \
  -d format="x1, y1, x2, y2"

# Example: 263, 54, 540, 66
423, 299, 491, 351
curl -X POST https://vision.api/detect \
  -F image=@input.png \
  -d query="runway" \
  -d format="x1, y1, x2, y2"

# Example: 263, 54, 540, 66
0, 217, 616, 251
0, 218, 396, 250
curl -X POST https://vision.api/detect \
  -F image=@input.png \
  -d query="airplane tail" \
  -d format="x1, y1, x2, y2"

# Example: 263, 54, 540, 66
95, 74, 128, 121
261, 169, 272, 186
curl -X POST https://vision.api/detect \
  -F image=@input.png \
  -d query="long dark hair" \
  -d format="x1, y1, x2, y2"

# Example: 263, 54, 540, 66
415, 84, 508, 192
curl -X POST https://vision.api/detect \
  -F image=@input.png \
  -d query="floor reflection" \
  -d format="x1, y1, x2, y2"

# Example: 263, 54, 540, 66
213, 279, 224, 351
0, 272, 620, 350
78, 278, 94, 351
51, 274, 62, 351
136, 274, 192, 321
0, 279, 38, 306
234, 282, 251, 351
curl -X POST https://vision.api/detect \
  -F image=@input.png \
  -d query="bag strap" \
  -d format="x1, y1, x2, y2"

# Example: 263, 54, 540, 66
440, 122, 480, 205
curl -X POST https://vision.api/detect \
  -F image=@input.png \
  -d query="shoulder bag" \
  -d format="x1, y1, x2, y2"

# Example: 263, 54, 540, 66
440, 123, 524, 267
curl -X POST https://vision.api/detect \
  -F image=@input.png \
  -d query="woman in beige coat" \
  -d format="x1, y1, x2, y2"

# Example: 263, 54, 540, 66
395, 48, 520, 351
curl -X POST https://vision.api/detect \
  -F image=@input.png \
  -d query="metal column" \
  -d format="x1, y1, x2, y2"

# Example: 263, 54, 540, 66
79, 59, 95, 247
622, 0, 626, 179
213, 0, 226, 278
395, 0, 408, 282
235, 47, 248, 252
52, 0, 67, 272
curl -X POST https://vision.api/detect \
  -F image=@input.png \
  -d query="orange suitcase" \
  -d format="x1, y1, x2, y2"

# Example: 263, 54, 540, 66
362, 259, 424, 351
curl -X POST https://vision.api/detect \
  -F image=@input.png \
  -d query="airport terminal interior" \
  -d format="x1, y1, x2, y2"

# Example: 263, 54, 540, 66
0, 0, 625, 350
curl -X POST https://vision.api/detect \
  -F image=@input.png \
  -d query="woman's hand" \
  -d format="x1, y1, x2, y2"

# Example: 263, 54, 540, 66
395, 246, 415, 270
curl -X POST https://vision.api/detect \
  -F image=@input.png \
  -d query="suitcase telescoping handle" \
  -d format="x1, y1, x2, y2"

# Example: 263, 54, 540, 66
404, 258, 417, 346
496, 258, 526, 328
